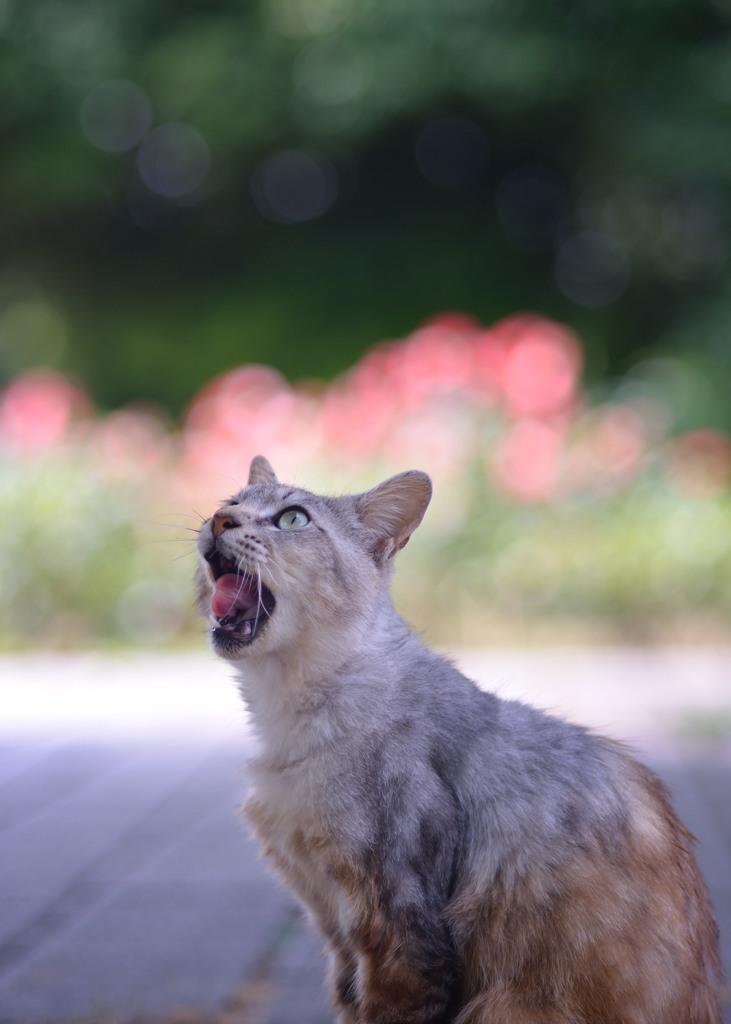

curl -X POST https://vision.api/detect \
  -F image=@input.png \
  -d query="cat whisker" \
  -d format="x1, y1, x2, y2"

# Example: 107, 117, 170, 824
211, 470, 245, 490
173, 549, 198, 563
158, 511, 208, 523
261, 564, 282, 591
136, 537, 197, 553
253, 573, 262, 633
229, 559, 274, 622
255, 569, 274, 620
227, 563, 253, 612
231, 561, 272, 620
145, 538, 197, 545
135, 531, 196, 560
234, 558, 254, 585
138, 519, 200, 535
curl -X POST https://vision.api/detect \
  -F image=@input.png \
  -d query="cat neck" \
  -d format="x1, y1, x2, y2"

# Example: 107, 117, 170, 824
234, 600, 416, 767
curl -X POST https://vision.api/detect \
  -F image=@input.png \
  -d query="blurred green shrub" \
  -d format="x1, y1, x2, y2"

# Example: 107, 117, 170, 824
3, 0, 731, 426
2, 314, 730, 649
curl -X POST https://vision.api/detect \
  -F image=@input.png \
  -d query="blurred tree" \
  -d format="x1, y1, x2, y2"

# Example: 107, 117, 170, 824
1, 0, 730, 427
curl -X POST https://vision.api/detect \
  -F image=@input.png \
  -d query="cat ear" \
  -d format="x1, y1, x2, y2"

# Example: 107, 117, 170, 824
248, 455, 278, 486
357, 471, 432, 559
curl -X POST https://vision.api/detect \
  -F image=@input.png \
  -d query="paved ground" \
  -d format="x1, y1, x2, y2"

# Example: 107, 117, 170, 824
0, 649, 730, 1024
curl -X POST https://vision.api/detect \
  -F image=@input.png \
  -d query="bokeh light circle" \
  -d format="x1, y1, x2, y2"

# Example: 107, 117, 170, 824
136, 123, 210, 198
81, 80, 152, 154
251, 149, 338, 224
555, 231, 629, 308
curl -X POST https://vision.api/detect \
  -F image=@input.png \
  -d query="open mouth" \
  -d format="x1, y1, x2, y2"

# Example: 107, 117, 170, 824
204, 549, 275, 649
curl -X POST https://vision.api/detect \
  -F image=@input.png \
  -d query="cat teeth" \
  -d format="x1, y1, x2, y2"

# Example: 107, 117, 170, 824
215, 613, 256, 637
211, 584, 274, 651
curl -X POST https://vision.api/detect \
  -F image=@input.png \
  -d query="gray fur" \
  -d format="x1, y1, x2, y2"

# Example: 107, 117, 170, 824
196, 459, 722, 1024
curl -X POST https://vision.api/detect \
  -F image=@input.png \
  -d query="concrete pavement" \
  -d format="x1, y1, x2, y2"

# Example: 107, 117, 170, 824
0, 649, 729, 1023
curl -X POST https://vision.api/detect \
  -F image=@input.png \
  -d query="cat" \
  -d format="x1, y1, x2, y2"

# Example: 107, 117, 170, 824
195, 455, 723, 1024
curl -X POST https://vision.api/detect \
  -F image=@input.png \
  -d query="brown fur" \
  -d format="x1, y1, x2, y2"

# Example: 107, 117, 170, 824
246, 794, 460, 1023
452, 754, 722, 1024
197, 458, 723, 1023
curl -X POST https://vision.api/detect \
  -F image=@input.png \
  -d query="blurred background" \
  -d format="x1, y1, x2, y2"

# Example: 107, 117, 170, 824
2, 0, 731, 648
2, 8, 731, 1022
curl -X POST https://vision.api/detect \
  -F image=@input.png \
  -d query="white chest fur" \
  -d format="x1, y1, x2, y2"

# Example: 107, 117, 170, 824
244, 761, 362, 943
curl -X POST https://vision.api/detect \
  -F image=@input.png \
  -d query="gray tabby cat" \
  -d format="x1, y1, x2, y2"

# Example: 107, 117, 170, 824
195, 455, 722, 1024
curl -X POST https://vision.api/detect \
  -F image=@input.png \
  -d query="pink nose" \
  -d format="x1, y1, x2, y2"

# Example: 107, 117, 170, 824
212, 512, 238, 537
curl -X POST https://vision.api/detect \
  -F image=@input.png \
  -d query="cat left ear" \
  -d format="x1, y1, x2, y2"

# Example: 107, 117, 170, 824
248, 455, 278, 486
357, 471, 432, 560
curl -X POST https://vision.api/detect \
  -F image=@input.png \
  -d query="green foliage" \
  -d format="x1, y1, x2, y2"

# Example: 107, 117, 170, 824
397, 481, 731, 645
3, 442, 730, 651
0, 450, 196, 649
1, 0, 731, 424
2, 308, 731, 649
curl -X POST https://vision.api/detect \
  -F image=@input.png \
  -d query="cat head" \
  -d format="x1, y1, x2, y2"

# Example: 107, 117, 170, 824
195, 456, 432, 661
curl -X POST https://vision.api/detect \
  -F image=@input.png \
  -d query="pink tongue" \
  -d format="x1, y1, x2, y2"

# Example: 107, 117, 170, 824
211, 574, 259, 618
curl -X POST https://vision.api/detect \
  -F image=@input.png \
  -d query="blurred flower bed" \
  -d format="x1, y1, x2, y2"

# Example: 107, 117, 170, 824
2, 313, 731, 650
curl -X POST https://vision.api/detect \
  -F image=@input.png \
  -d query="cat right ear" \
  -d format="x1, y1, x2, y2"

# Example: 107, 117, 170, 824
248, 455, 278, 486
357, 471, 432, 560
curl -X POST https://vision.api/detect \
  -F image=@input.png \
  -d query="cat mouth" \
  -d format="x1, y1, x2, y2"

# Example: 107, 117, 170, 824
204, 550, 276, 650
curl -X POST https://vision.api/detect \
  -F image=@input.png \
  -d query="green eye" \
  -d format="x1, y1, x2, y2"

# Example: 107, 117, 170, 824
276, 507, 310, 530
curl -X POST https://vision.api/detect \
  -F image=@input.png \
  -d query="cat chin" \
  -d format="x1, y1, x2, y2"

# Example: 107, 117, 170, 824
210, 613, 272, 658
210, 630, 259, 659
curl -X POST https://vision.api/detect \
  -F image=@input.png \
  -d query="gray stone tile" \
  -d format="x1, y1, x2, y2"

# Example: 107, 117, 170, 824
0, 747, 212, 953
0, 653, 729, 1024
264, 914, 333, 1024
0, 887, 290, 1022
0, 742, 67, 791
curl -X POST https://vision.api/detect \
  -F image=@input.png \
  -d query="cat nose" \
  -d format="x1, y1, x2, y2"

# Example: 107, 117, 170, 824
212, 511, 239, 537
